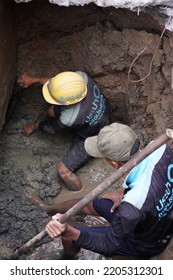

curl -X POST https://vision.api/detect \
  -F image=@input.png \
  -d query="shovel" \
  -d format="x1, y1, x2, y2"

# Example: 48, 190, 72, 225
9, 128, 173, 259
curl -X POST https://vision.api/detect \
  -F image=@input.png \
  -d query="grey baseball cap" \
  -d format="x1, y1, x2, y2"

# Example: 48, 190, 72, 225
85, 123, 140, 162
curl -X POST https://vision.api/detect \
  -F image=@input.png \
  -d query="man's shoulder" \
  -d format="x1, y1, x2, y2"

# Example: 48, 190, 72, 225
60, 103, 81, 126
75, 71, 89, 84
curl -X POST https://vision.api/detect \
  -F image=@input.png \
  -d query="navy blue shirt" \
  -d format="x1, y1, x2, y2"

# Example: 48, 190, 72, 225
75, 145, 173, 258
38, 71, 112, 138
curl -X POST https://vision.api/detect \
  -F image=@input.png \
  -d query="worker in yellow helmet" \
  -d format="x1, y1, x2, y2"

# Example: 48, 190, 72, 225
17, 71, 112, 191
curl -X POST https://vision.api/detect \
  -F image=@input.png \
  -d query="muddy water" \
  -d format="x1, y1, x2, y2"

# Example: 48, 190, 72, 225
53, 170, 118, 204
0, 85, 124, 260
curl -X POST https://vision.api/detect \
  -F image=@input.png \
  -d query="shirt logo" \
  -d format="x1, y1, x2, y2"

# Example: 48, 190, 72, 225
156, 164, 173, 220
85, 85, 105, 126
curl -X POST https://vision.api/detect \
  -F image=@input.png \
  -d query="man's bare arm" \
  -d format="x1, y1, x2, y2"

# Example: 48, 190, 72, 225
17, 73, 51, 88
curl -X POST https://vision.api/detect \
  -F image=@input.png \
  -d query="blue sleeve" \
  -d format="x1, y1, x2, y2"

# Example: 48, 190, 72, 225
74, 202, 143, 256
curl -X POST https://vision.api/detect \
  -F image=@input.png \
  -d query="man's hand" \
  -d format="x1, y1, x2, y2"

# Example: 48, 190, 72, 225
17, 73, 51, 87
17, 73, 35, 88
101, 191, 124, 213
22, 123, 38, 136
45, 213, 67, 238
46, 214, 80, 258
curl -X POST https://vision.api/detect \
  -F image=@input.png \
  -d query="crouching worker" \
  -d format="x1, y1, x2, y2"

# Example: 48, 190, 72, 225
17, 71, 112, 191
45, 123, 173, 259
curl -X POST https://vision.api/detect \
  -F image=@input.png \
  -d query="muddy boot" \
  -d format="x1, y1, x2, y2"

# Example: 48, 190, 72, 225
57, 162, 82, 191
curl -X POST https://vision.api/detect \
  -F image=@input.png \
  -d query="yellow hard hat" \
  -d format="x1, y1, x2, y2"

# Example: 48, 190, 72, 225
42, 71, 87, 105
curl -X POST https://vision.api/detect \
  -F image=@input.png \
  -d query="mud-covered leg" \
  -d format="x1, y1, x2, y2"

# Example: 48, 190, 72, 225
58, 136, 91, 191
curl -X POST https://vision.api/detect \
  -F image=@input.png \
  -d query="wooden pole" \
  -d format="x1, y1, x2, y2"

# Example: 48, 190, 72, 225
10, 129, 173, 259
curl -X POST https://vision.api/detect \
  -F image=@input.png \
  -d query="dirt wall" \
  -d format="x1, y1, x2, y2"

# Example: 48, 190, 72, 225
0, 0, 17, 131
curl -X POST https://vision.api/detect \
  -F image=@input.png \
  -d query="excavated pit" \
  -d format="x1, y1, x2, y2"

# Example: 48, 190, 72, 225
0, 0, 173, 259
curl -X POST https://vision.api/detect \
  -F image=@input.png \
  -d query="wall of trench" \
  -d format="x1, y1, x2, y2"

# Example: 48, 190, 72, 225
0, 0, 173, 259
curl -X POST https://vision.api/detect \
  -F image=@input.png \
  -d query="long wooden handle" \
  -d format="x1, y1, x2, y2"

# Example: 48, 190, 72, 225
11, 129, 173, 259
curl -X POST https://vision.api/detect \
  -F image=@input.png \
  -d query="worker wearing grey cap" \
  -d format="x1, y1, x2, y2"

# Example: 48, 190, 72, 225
45, 122, 173, 259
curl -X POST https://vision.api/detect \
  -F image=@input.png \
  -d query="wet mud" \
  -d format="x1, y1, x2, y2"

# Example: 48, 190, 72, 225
0, 85, 120, 260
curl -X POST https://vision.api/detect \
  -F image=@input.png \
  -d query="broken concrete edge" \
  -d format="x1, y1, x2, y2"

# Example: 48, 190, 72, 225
13, 0, 173, 9
14, 0, 173, 31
